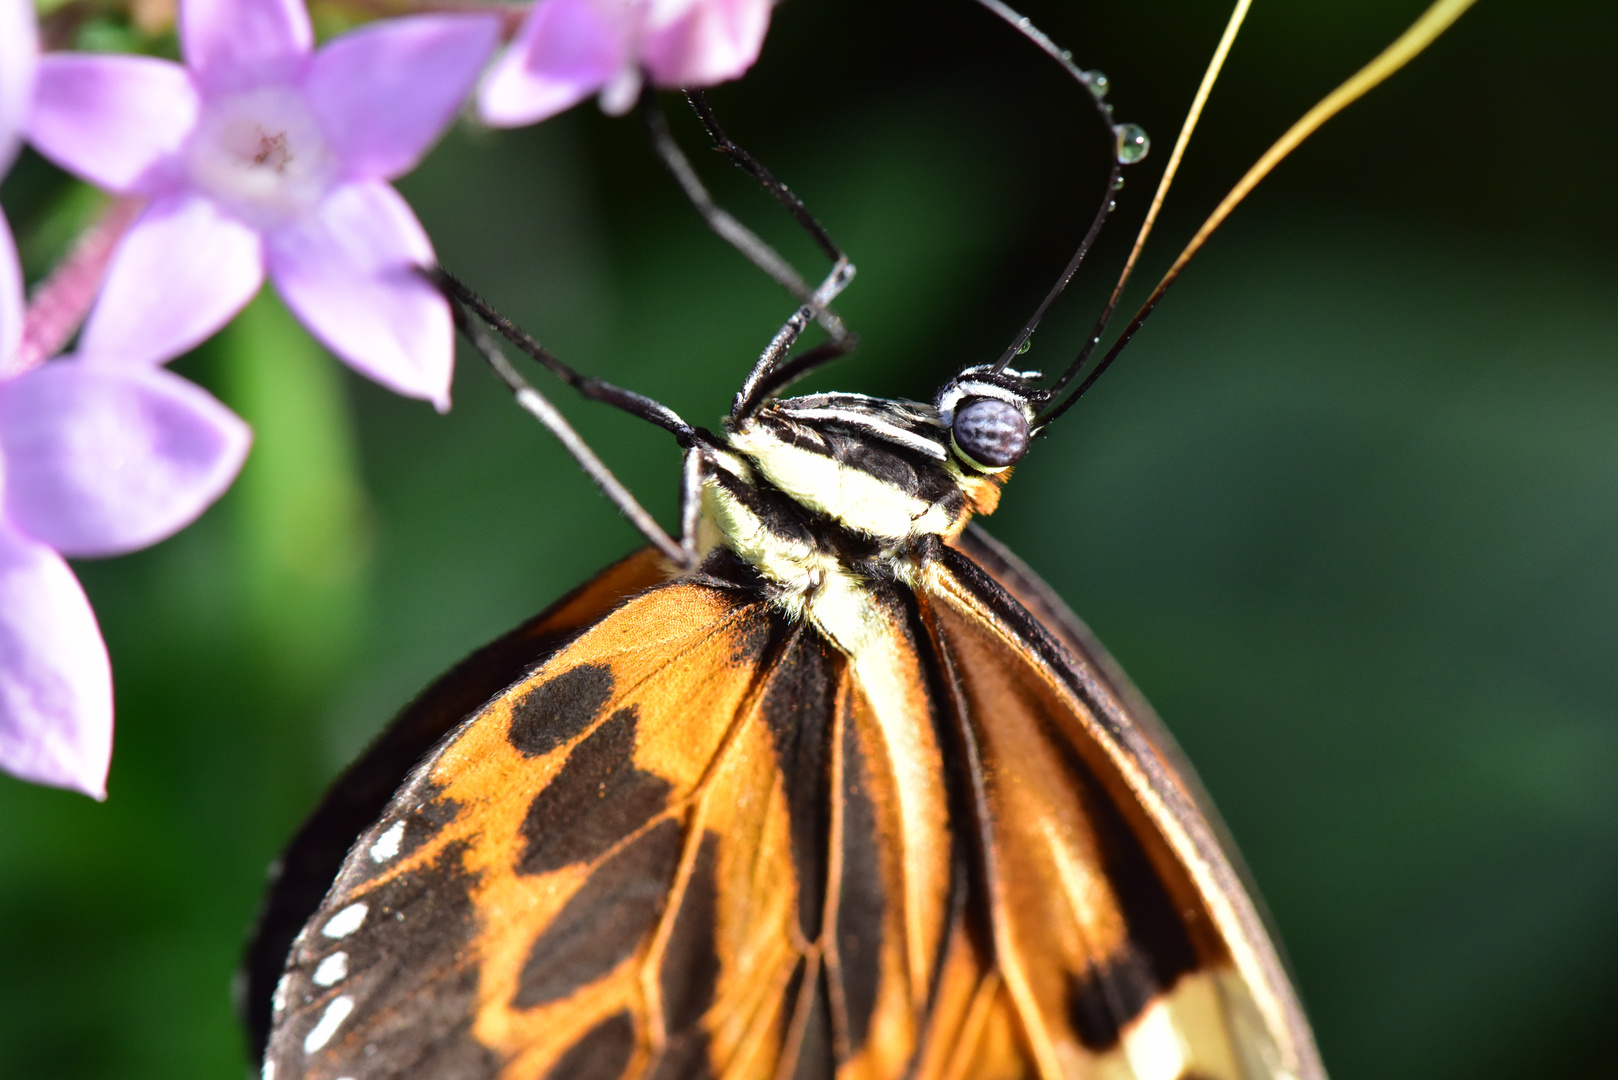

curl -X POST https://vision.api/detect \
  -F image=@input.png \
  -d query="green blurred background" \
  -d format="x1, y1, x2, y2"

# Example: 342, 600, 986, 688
3, 0, 1616, 1075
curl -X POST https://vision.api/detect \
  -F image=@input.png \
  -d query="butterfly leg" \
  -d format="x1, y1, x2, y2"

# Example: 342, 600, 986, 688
432, 268, 694, 443
442, 281, 695, 567
641, 91, 861, 422
643, 89, 853, 347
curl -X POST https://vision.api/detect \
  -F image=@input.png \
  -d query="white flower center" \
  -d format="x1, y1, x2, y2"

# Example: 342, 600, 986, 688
186, 87, 337, 228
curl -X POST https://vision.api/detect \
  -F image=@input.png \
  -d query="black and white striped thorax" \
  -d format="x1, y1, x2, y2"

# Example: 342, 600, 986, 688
693, 366, 1048, 615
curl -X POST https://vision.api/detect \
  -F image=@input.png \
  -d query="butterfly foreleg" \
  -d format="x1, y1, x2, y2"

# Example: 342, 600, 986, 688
641, 91, 847, 345
439, 277, 696, 567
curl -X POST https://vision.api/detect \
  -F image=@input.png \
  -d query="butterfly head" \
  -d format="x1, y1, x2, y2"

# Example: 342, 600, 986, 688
934, 364, 1051, 474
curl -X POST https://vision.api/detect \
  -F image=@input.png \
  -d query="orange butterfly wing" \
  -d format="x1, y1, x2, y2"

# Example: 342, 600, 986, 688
919, 535, 1324, 1079
244, 547, 672, 1056
260, 543, 1321, 1079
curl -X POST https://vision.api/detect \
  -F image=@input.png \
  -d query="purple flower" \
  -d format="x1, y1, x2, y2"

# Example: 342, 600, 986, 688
0, 0, 251, 798
479, 0, 773, 126
0, 0, 37, 363
0, 358, 252, 797
26, 0, 501, 410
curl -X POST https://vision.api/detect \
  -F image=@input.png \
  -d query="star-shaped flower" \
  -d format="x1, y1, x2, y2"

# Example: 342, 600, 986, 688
479, 0, 773, 126
0, 0, 252, 798
27, 0, 500, 410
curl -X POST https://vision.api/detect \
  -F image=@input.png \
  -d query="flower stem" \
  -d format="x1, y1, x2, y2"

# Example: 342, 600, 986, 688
5, 194, 144, 377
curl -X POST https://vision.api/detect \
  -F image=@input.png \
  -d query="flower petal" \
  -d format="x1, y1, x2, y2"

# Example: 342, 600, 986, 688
0, 360, 251, 557
78, 193, 265, 366
0, 0, 39, 174
478, 0, 626, 127
643, 0, 772, 87
267, 181, 451, 409
26, 54, 198, 195
181, 0, 313, 94
0, 521, 111, 798
306, 13, 499, 181
0, 213, 20, 368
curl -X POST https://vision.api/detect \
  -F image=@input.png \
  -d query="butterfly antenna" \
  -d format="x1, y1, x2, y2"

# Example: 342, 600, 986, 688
1039, 0, 1480, 425
1045, 0, 1252, 398
973, 0, 1144, 375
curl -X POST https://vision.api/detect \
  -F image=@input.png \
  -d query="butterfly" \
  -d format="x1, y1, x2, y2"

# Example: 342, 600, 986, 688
241, 1, 1474, 1076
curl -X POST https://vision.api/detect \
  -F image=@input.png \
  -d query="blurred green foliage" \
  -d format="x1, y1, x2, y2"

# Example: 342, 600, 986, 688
2, 0, 1615, 1076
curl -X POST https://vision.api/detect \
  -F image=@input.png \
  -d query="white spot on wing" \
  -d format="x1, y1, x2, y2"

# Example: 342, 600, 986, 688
272, 973, 291, 1015
312, 951, 348, 987
1121, 998, 1187, 1080
368, 821, 405, 863
303, 995, 354, 1054
261, 1061, 275, 1080
321, 902, 368, 939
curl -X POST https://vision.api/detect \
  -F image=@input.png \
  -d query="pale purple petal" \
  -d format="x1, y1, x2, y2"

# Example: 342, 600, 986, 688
267, 181, 451, 409
0, 522, 111, 798
0, 214, 19, 368
26, 55, 198, 195
181, 0, 313, 94
78, 193, 265, 366
0, 0, 39, 174
0, 360, 251, 556
643, 0, 771, 87
478, 0, 627, 127
306, 14, 499, 181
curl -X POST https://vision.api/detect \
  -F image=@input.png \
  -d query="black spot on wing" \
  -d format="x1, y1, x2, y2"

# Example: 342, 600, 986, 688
759, 627, 838, 940
728, 605, 780, 666
543, 1011, 635, 1080
658, 831, 722, 1034
520, 706, 672, 877
513, 818, 684, 1008
268, 840, 499, 1080
1067, 955, 1159, 1051
645, 1030, 713, 1080
784, 959, 835, 1080
509, 663, 616, 757
1063, 745, 1198, 1051
834, 708, 885, 1054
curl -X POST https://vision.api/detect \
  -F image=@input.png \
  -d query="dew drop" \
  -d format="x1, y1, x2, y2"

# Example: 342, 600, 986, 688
1085, 70, 1110, 98
1112, 175, 1126, 191
1113, 123, 1150, 165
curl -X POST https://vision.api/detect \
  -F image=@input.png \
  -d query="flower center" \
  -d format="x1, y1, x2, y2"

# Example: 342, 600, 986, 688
187, 87, 338, 228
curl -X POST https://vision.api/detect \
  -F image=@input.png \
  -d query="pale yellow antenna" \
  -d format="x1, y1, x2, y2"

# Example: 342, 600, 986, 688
1044, 0, 1481, 421
1052, 0, 1253, 395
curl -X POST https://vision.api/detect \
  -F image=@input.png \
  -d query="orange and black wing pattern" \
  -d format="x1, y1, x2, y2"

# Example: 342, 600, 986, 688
244, 547, 672, 1057
918, 536, 1323, 1079
261, 547, 1320, 1079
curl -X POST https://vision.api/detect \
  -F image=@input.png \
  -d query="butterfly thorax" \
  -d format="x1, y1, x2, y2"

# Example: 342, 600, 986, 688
697, 369, 1039, 652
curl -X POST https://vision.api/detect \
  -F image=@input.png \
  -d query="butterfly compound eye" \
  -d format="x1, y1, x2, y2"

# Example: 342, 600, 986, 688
951, 398, 1031, 468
